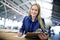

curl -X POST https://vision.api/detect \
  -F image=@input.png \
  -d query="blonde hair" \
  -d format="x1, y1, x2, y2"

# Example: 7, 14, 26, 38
29, 3, 45, 30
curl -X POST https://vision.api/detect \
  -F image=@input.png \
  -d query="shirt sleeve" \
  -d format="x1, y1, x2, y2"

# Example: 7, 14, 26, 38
19, 17, 26, 33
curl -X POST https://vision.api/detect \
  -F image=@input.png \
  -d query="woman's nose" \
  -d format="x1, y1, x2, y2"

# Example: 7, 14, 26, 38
32, 10, 35, 13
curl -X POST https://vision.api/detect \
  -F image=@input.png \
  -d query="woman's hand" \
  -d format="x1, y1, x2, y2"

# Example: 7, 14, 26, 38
17, 32, 22, 37
38, 33, 48, 40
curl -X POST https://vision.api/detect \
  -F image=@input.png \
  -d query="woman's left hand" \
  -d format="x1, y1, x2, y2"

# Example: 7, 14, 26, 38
38, 33, 48, 40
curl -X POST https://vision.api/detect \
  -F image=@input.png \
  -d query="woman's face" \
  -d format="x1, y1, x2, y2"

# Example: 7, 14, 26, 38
30, 5, 38, 17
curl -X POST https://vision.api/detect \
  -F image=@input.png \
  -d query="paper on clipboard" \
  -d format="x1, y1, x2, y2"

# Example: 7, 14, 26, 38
14, 34, 26, 38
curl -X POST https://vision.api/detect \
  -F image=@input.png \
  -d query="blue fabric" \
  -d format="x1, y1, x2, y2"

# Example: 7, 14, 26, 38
19, 16, 45, 34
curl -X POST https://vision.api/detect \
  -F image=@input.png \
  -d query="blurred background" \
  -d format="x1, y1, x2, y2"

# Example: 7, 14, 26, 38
0, 0, 53, 29
0, 0, 60, 40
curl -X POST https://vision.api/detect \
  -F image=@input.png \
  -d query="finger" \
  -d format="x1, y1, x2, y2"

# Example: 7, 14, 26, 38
40, 34, 45, 39
18, 32, 22, 37
38, 34, 48, 39
43, 33, 47, 37
38, 34, 43, 39
43, 34, 48, 39
41, 34, 45, 38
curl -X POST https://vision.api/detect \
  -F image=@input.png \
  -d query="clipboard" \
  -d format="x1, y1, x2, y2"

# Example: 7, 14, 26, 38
25, 32, 44, 39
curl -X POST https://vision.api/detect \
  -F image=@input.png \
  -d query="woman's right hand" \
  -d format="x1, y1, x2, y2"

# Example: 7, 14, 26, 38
17, 32, 22, 37
38, 33, 48, 40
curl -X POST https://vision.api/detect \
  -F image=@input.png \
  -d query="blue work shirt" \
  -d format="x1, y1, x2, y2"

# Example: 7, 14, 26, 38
19, 16, 45, 34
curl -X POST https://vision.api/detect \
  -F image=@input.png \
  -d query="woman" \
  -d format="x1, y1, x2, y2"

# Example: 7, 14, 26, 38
18, 3, 48, 40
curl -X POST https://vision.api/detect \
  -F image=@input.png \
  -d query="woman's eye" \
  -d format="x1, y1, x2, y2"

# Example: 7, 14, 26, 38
32, 9, 34, 10
32, 9, 37, 11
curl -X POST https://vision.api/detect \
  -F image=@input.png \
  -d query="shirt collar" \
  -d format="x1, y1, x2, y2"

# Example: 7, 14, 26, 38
29, 16, 38, 23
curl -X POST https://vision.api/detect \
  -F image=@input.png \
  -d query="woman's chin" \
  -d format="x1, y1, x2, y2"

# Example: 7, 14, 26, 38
32, 15, 36, 17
